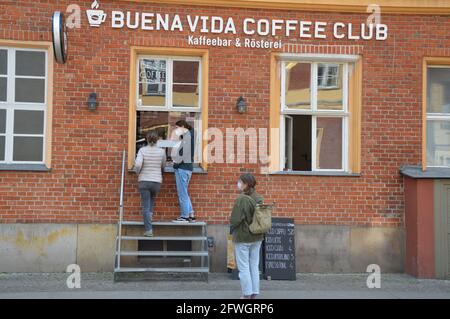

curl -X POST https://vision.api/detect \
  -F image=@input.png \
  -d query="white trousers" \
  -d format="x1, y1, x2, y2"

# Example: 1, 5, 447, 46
235, 241, 262, 296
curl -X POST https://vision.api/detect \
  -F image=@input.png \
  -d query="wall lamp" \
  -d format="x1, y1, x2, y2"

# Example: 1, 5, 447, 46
87, 93, 98, 111
236, 96, 247, 114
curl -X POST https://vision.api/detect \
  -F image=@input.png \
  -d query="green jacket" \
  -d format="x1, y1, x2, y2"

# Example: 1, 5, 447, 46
230, 190, 264, 243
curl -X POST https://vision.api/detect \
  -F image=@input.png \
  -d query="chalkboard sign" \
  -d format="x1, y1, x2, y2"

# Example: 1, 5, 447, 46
263, 217, 296, 280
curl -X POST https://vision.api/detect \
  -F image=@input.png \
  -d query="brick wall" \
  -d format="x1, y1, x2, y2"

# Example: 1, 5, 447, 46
0, 0, 448, 226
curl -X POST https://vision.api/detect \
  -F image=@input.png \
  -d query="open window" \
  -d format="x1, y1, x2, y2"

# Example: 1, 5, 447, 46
280, 60, 349, 172
128, 48, 208, 170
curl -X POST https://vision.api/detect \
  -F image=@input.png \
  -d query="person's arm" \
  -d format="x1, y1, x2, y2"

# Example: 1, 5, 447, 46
134, 149, 143, 174
161, 150, 167, 169
161, 150, 167, 175
230, 198, 243, 229
230, 196, 252, 228
190, 129, 195, 164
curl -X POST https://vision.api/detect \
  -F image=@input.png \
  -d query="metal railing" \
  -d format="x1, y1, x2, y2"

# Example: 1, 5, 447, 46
115, 150, 126, 270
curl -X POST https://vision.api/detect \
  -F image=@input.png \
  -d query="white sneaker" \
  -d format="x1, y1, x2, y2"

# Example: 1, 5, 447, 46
143, 230, 153, 237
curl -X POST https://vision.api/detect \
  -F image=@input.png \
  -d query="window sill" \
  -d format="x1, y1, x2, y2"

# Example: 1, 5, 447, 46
163, 166, 207, 174
128, 166, 207, 174
270, 170, 360, 177
0, 164, 51, 172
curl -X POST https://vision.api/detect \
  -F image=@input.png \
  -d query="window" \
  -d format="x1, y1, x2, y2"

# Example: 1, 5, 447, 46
135, 55, 203, 166
0, 47, 47, 164
281, 61, 349, 172
137, 56, 201, 110
426, 66, 450, 167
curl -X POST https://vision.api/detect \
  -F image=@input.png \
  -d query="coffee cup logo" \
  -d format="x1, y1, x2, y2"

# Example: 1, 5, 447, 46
87, 0, 107, 27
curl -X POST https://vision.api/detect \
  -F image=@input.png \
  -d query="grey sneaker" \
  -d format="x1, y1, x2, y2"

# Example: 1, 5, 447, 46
143, 230, 153, 237
172, 217, 189, 223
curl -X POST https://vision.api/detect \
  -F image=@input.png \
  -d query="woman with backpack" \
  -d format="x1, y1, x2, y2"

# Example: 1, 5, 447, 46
230, 173, 264, 299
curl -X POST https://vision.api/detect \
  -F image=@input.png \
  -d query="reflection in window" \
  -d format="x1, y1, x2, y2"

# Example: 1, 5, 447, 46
427, 68, 450, 114
16, 51, 46, 77
317, 64, 343, 110
0, 109, 5, 133
0, 77, 6, 102
14, 110, 44, 134
426, 67, 450, 167
173, 84, 199, 108
173, 61, 199, 83
0, 136, 4, 161
13, 137, 43, 162
15, 78, 45, 103
318, 64, 340, 88
138, 59, 167, 107
427, 121, 450, 167
138, 58, 201, 109
284, 63, 311, 109
316, 117, 342, 169
172, 61, 200, 108
0, 49, 6, 75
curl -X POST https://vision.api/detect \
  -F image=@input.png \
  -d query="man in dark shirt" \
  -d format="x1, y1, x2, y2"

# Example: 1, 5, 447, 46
172, 120, 196, 223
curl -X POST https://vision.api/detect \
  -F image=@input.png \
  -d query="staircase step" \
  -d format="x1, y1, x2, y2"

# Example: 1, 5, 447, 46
122, 221, 206, 226
119, 251, 208, 257
119, 235, 207, 241
115, 267, 209, 273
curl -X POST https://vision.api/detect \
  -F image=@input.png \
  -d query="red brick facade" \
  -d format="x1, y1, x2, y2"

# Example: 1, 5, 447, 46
1, 0, 449, 227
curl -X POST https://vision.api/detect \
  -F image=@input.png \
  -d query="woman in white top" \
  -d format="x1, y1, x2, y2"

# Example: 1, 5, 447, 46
133, 132, 166, 237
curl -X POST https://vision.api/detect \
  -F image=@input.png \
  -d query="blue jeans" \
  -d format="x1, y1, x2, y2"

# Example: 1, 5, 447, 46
174, 168, 194, 218
139, 181, 161, 231
235, 241, 262, 296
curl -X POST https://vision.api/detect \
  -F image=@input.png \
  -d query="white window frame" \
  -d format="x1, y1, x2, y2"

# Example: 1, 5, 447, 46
426, 65, 450, 168
135, 55, 203, 165
0, 47, 47, 164
136, 55, 202, 113
279, 54, 356, 173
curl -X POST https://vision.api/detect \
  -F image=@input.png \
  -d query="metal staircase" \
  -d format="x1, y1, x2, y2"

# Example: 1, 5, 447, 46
114, 151, 209, 282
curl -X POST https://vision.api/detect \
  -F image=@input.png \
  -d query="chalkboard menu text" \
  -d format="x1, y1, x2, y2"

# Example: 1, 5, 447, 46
264, 217, 296, 280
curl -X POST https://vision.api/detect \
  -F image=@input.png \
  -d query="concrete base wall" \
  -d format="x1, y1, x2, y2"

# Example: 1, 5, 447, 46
0, 224, 404, 273
0, 224, 116, 272
208, 225, 405, 273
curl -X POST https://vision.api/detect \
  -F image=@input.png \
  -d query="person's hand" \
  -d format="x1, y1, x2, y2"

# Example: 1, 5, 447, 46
169, 127, 179, 141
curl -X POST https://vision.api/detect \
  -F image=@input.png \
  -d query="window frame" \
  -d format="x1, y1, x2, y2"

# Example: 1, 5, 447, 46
128, 47, 209, 171
279, 57, 351, 172
136, 55, 202, 113
425, 64, 450, 168
0, 46, 48, 165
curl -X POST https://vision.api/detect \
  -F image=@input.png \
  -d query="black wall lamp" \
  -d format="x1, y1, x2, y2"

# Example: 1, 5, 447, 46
236, 96, 247, 114
87, 93, 98, 111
